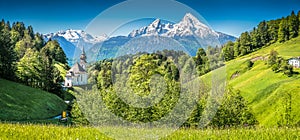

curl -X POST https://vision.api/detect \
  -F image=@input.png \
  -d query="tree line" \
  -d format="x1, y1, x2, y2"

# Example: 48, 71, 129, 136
221, 11, 300, 61
0, 20, 68, 96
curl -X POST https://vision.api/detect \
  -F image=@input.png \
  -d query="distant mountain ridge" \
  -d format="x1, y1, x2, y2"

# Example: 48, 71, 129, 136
128, 13, 236, 43
44, 13, 236, 63
129, 14, 213, 38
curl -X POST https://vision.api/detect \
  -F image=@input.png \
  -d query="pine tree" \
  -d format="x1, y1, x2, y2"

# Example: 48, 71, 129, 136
14, 29, 34, 59
39, 53, 63, 94
33, 33, 44, 50
27, 25, 34, 39
42, 40, 67, 64
267, 19, 281, 43
288, 11, 299, 39
268, 49, 278, 67
278, 18, 289, 42
12, 22, 25, 39
240, 32, 252, 54
233, 39, 240, 57
250, 28, 261, 49
221, 41, 235, 61
298, 11, 300, 32
0, 21, 16, 80
257, 21, 270, 46
194, 48, 207, 66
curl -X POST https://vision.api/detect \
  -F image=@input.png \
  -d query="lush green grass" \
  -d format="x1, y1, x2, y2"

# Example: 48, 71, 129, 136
165, 127, 300, 140
201, 36, 300, 126
0, 78, 67, 121
0, 123, 299, 140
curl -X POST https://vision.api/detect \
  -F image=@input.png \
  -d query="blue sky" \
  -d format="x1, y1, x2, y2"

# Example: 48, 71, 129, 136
0, 0, 299, 37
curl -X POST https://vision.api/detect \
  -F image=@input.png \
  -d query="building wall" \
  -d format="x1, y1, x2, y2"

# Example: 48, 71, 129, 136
64, 77, 73, 87
289, 59, 300, 68
72, 73, 88, 86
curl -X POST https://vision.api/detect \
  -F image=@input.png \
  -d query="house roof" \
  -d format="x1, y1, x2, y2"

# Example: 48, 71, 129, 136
289, 57, 300, 61
68, 62, 86, 73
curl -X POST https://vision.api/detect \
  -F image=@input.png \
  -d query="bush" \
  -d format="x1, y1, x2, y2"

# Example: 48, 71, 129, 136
184, 88, 257, 128
246, 60, 254, 70
280, 62, 293, 77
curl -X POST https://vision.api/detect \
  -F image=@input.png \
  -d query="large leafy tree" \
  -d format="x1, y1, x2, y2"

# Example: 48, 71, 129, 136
16, 48, 41, 87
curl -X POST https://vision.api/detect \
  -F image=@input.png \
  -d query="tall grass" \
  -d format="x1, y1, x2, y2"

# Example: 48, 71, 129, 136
1, 123, 299, 140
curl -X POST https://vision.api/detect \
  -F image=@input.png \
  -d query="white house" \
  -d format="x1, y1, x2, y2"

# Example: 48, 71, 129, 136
64, 48, 88, 87
288, 57, 300, 68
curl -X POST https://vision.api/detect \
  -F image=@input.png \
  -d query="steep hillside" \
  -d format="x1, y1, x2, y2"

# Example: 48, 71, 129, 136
202, 36, 300, 126
0, 79, 67, 121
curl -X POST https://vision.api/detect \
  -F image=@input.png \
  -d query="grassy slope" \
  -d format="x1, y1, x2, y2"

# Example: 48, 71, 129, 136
202, 37, 300, 126
0, 78, 67, 121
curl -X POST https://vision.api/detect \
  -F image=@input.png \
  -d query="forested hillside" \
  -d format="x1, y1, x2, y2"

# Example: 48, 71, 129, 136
0, 20, 68, 97
221, 11, 300, 61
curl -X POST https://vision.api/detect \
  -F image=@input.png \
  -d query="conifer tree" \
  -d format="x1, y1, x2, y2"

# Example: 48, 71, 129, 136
288, 11, 299, 38
0, 20, 16, 80
278, 18, 289, 42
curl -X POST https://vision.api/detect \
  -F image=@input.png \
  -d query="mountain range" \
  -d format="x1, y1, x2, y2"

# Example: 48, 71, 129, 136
44, 13, 236, 64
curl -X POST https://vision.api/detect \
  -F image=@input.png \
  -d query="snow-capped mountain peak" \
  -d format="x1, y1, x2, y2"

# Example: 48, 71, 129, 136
57, 29, 83, 42
128, 13, 220, 38
129, 19, 173, 37
164, 13, 218, 38
181, 13, 209, 29
146, 19, 163, 35
45, 29, 108, 44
